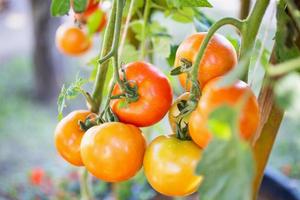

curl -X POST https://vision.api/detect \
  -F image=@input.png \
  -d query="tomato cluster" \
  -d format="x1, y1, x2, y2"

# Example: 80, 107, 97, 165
55, 0, 107, 56
54, 32, 260, 197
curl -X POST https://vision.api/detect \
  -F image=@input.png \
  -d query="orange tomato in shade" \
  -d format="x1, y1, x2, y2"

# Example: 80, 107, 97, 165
174, 32, 238, 90
189, 77, 260, 148
54, 110, 92, 166
143, 135, 203, 196
80, 122, 146, 182
74, 5, 107, 33
111, 61, 173, 127
55, 24, 91, 56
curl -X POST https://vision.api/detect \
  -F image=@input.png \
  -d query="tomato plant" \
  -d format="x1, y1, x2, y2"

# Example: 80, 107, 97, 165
144, 135, 202, 196
55, 24, 91, 56
50, 0, 300, 199
111, 61, 173, 127
80, 122, 146, 182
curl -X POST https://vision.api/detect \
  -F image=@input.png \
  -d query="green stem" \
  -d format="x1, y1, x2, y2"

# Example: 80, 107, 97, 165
91, 1, 117, 113
240, 0, 270, 82
80, 169, 93, 200
267, 56, 300, 76
140, 0, 151, 59
189, 17, 243, 102
119, 0, 136, 58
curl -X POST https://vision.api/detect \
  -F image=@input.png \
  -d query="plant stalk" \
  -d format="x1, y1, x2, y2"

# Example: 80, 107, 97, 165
189, 17, 243, 102
140, 0, 151, 59
80, 169, 93, 200
91, 1, 117, 113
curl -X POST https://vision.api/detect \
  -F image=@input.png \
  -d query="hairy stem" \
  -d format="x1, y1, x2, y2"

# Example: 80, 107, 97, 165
267, 57, 300, 76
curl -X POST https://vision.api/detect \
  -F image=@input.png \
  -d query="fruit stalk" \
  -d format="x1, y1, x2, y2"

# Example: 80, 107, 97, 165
140, 0, 151, 59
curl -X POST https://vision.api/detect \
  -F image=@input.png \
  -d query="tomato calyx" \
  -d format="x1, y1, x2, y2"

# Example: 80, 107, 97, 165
170, 58, 193, 76
79, 114, 99, 131
111, 68, 139, 104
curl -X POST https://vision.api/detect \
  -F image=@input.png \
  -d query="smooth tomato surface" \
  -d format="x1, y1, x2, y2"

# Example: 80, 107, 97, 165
168, 92, 191, 133
189, 77, 260, 148
54, 110, 92, 166
175, 32, 237, 90
80, 122, 146, 182
144, 135, 202, 196
55, 24, 91, 56
111, 61, 173, 127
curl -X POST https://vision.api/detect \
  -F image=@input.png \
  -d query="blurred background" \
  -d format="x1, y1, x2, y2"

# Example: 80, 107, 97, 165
0, 0, 299, 199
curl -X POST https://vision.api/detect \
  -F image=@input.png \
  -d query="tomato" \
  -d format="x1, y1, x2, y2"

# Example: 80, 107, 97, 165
174, 32, 237, 90
80, 122, 146, 182
54, 110, 92, 166
144, 135, 202, 196
74, 6, 107, 33
168, 92, 191, 133
55, 24, 91, 56
111, 61, 173, 127
189, 77, 260, 148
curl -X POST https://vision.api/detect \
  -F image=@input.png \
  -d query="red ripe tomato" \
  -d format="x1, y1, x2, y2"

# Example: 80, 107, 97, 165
189, 77, 260, 148
80, 122, 146, 182
174, 32, 237, 90
111, 61, 173, 127
54, 110, 92, 166
55, 24, 91, 56
144, 135, 203, 196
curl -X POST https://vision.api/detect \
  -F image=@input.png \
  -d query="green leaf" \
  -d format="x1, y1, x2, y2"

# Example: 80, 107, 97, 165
193, 9, 214, 31
130, 20, 143, 40
207, 105, 237, 140
87, 9, 104, 36
167, 0, 212, 8
275, 0, 300, 62
51, 0, 70, 17
226, 35, 240, 54
196, 105, 254, 200
274, 73, 300, 119
152, 35, 171, 58
166, 45, 179, 67
170, 8, 195, 23
120, 44, 139, 63
57, 74, 88, 120
73, 0, 87, 13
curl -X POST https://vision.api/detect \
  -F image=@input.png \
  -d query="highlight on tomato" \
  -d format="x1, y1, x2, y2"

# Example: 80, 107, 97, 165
111, 61, 173, 127
174, 32, 238, 90
189, 77, 260, 148
143, 135, 203, 196
55, 24, 92, 56
54, 110, 93, 166
80, 122, 146, 182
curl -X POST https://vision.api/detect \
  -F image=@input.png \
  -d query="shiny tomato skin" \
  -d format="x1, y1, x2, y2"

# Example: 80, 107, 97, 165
175, 32, 237, 90
54, 110, 92, 166
111, 61, 173, 127
144, 135, 203, 196
80, 122, 146, 182
55, 25, 91, 56
168, 92, 191, 133
189, 77, 260, 148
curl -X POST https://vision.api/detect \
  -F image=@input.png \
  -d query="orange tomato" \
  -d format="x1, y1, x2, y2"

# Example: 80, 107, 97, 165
144, 135, 202, 196
111, 61, 173, 127
54, 110, 92, 166
80, 122, 146, 182
174, 32, 237, 90
189, 77, 260, 148
55, 24, 91, 56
